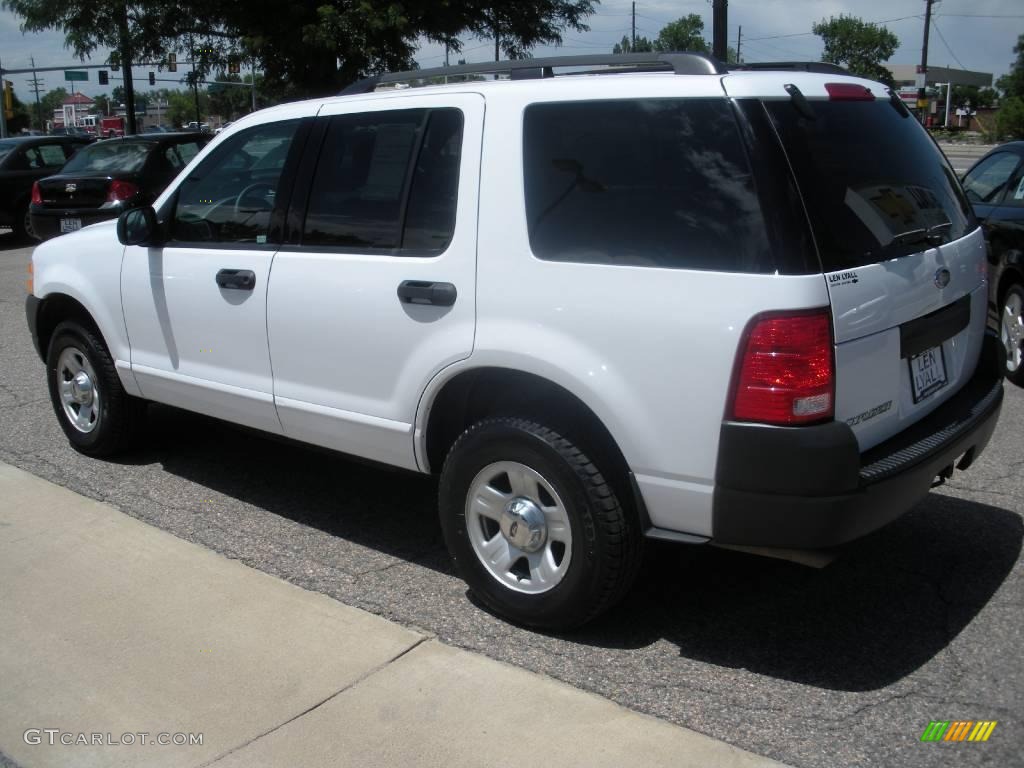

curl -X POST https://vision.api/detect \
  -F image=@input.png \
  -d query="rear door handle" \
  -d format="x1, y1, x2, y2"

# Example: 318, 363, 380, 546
216, 269, 256, 291
397, 280, 457, 307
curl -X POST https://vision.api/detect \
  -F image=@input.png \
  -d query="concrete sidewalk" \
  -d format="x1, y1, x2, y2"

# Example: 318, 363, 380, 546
0, 461, 786, 768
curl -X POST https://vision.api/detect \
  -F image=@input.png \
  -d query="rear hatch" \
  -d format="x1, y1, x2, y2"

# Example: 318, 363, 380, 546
36, 174, 114, 208
725, 74, 986, 451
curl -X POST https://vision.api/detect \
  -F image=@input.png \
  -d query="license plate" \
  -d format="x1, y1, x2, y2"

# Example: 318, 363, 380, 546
909, 345, 947, 403
59, 218, 82, 233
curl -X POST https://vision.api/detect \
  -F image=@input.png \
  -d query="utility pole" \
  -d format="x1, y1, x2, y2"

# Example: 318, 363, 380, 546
29, 56, 45, 131
917, 0, 935, 125
250, 59, 257, 113
736, 26, 742, 64
712, 0, 728, 61
118, 2, 138, 135
0, 53, 7, 138
190, 34, 201, 127
631, 2, 636, 49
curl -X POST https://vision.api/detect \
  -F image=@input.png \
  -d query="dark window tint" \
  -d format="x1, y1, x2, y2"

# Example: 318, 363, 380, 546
765, 100, 974, 272
962, 151, 1021, 205
302, 108, 462, 251
523, 98, 773, 271
61, 142, 151, 173
1002, 163, 1024, 208
172, 120, 299, 244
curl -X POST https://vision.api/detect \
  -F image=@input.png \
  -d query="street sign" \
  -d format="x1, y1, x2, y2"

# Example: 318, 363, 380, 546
64, 70, 88, 82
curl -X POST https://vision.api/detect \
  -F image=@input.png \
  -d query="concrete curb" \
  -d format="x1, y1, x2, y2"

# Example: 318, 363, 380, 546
0, 461, 788, 768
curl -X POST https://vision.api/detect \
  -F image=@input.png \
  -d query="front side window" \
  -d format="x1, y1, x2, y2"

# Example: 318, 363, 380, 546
523, 98, 773, 271
171, 120, 299, 244
962, 152, 1021, 205
302, 108, 463, 252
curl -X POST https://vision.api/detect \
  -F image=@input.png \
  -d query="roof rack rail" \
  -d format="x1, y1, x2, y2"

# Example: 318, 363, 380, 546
339, 52, 727, 96
729, 61, 849, 75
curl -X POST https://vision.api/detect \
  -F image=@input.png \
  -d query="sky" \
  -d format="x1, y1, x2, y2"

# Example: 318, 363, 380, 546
1, 0, 1022, 104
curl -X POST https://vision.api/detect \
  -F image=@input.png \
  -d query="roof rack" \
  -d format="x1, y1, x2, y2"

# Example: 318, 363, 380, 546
729, 61, 849, 75
339, 52, 727, 96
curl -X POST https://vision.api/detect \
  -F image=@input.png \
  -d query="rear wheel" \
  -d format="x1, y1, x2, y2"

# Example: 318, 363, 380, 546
1001, 282, 1024, 387
13, 200, 38, 242
46, 321, 144, 456
439, 417, 641, 630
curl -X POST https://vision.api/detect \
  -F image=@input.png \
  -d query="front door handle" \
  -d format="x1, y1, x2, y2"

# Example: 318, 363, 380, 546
397, 280, 457, 307
216, 269, 256, 291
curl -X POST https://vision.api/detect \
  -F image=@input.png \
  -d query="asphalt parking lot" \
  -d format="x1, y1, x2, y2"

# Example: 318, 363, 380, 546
1, 233, 1021, 768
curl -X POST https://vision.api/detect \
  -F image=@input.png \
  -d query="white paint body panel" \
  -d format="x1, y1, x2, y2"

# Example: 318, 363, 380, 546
828, 226, 987, 451
267, 93, 484, 471
30, 220, 142, 397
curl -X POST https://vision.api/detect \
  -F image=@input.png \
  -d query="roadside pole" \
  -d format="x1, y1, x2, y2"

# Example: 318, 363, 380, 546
0, 54, 8, 138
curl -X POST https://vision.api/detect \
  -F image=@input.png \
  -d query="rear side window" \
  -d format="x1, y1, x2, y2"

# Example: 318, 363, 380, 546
302, 108, 463, 252
764, 99, 974, 271
523, 98, 775, 272
61, 142, 151, 173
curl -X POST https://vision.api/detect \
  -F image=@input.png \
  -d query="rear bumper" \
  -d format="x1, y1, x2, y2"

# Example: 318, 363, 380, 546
712, 333, 1005, 549
30, 206, 118, 241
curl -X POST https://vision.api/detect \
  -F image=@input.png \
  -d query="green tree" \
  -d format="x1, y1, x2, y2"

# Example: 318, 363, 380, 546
654, 14, 708, 53
92, 92, 112, 116
997, 96, 1024, 139
996, 34, 1024, 98
812, 15, 898, 86
164, 88, 208, 127
38, 86, 67, 124
951, 85, 996, 110
613, 35, 654, 54
207, 72, 258, 121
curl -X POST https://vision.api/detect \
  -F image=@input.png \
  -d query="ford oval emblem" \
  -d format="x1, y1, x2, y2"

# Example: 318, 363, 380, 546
934, 268, 951, 289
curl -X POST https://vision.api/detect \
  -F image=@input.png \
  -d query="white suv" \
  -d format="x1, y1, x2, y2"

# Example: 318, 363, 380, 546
25, 54, 1005, 629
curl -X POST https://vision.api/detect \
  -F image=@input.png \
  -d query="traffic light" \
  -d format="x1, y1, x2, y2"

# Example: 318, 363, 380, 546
168, 53, 177, 73
109, 52, 120, 71
228, 58, 240, 75
98, 70, 109, 85
149, 72, 156, 86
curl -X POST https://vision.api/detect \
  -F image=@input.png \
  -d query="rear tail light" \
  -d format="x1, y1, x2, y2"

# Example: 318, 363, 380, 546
730, 310, 835, 426
31, 181, 42, 205
825, 82, 874, 101
107, 180, 139, 202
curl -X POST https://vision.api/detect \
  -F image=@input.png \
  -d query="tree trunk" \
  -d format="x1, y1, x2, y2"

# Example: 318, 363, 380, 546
119, 2, 137, 135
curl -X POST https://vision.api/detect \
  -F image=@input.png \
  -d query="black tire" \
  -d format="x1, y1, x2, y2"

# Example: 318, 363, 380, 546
439, 417, 642, 630
1001, 282, 1024, 387
46, 321, 144, 456
12, 199, 38, 242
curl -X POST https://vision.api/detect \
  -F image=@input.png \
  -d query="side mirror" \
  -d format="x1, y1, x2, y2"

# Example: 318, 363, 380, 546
117, 206, 160, 246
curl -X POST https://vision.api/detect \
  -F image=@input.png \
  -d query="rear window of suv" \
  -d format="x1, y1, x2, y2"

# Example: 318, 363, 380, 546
762, 99, 974, 272
523, 98, 780, 272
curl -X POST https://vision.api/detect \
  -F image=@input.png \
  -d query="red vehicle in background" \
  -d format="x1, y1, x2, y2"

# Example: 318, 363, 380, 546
100, 116, 125, 138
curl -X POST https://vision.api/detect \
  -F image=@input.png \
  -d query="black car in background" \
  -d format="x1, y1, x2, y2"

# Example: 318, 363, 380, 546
0, 136, 90, 240
30, 132, 210, 241
961, 141, 1024, 387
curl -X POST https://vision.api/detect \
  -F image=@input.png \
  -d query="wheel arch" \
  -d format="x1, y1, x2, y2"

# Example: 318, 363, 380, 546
420, 366, 643, 520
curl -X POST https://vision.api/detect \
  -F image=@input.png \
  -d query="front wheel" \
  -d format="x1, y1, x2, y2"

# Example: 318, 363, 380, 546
1001, 282, 1024, 387
46, 321, 144, 456
439, 417, 641, 630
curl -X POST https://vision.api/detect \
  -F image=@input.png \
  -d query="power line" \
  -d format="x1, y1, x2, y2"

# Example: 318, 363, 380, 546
930, 17, 968, 70
745, 14, 922, 42
933, 13, 1024, 18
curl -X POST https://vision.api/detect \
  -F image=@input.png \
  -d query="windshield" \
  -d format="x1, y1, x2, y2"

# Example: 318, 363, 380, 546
764, 99, 974, 271
60, 141, 151, 174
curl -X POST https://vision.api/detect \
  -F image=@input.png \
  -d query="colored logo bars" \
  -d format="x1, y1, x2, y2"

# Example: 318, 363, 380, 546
920, 721, 997, 742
